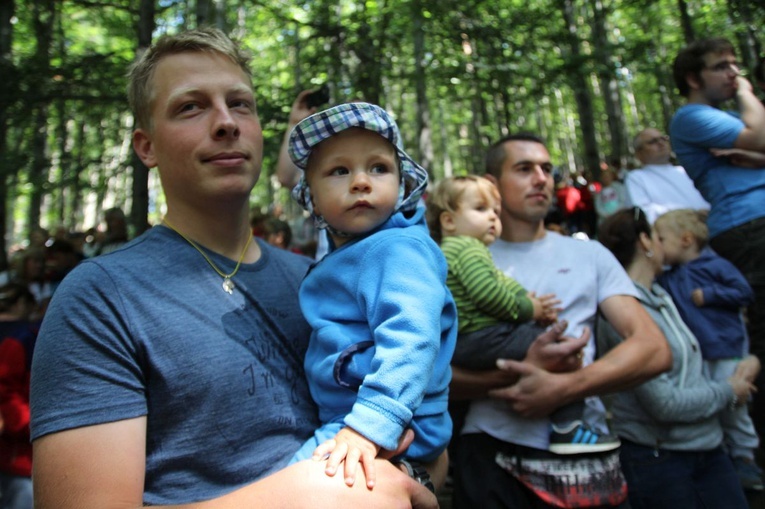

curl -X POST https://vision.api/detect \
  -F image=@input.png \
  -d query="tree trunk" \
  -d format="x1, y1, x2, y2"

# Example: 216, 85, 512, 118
411, 0, 433, 177
28, 0, 55, 233
561, 0, 600, 176
196, 0, 211, 28
130, 0, 155, 235
590, 0, 626, 175
677, 0, 695, 43
0, 0, 15, 267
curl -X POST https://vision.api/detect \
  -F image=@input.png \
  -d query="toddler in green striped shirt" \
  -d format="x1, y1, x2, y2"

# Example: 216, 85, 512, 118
426, 175, 621, 454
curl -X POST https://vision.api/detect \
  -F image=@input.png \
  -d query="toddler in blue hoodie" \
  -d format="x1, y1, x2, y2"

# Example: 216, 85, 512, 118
287, 102, 457, 491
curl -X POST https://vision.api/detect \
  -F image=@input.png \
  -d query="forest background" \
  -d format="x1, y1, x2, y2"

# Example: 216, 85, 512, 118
0, 0, 763, 266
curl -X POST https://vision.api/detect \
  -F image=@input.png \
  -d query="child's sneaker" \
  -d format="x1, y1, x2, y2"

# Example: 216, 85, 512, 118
733, 456, 764, 491
549, 421, 621, 455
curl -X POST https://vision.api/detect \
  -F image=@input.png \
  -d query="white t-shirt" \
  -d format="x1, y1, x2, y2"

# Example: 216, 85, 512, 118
461, 232, 638, 449
625, 164, 710, 224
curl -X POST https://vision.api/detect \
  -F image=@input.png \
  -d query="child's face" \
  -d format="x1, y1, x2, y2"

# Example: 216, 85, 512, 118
447, 185, 502, 246
653, 222, 684, 266
305, 128, 400, 245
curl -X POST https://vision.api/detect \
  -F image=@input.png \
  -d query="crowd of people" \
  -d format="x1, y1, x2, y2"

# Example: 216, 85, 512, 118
0, 27, 764, 509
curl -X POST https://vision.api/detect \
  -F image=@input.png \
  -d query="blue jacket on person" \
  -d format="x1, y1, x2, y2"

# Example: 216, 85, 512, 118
658, 247, 754, 360
292, 206, 457, 462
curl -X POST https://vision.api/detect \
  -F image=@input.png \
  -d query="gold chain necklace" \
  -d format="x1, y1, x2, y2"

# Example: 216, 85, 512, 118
163, 218, 253, 295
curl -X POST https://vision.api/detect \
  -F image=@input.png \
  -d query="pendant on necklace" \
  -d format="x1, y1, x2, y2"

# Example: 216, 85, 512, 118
222, 277, 235, 294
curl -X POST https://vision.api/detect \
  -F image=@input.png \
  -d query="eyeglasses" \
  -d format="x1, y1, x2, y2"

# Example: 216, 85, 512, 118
639, 135, 669, 149
704, 61, 741, 74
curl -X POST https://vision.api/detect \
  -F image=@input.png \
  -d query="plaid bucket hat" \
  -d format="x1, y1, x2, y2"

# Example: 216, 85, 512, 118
289, 102, 428, 231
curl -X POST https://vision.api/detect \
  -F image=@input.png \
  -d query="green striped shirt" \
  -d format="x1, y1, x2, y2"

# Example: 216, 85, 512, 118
441, 235, 534, 334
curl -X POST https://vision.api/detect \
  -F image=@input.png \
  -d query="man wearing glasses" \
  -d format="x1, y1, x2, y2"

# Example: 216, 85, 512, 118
670, 37, 765, 479
625, 127, 709, 224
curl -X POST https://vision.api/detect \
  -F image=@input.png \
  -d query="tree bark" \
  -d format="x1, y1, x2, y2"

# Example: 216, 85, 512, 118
0, 0, 15, 267
561, 0, 600, 176
130, 0, 155, 235
412, 0, 433, 177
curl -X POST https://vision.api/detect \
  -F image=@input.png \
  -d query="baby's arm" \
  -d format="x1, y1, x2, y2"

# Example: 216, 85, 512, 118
313, 426, 381, 488
452, 237, 541, 322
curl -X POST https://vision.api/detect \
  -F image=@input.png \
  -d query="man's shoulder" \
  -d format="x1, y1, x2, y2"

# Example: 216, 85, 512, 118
671, 104, 737, 135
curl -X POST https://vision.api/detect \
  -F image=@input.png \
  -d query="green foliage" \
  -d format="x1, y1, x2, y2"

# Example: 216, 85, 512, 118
1, 0, 763, 247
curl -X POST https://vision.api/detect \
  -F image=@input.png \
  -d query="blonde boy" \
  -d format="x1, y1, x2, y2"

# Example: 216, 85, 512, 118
656, 209, 761, 489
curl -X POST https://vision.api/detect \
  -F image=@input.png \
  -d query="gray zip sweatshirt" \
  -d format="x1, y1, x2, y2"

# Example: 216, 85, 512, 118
598, 282, 734, 451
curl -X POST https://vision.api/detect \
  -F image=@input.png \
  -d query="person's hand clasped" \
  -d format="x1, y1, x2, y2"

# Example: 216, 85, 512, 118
313, 426, 381, 489
487, 323, 590, 418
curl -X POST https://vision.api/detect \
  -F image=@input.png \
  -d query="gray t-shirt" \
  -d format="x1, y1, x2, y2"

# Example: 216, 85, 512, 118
31, 228, 319, 505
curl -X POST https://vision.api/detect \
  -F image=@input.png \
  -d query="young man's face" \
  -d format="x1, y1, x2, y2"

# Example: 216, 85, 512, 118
489, 140, 554, 227
132, 51, 263, 208
305, 128, 400, 246
694, 50, 740, 104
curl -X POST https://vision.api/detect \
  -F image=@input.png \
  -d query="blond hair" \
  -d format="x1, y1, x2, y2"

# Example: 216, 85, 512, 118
655, 209, 709, 249
426, 175, 499, 244
127, 27, 252, 130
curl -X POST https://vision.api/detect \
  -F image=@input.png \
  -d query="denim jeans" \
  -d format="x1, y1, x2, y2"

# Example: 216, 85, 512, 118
619, 440, 747, 509
711, 216, 765, 444
0, 473, 33, 509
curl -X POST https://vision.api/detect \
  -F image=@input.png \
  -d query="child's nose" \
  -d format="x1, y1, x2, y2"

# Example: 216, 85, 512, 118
351, 172, 371, 192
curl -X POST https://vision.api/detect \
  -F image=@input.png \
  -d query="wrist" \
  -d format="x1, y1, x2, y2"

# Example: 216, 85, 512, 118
729, 392, 739, 411
395, 459, 435, 493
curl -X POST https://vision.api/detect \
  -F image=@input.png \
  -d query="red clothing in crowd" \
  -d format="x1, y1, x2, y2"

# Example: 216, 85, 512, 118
0, 321, 38, 477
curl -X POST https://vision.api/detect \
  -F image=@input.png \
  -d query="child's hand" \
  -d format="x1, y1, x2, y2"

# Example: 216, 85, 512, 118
691, 288, 704, 307
312, 426, 381, 488
529, 292, 561, 325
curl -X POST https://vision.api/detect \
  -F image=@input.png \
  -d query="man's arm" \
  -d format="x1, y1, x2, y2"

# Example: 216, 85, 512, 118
733, 76, 765, 152
33, 418, 438, 509
449, 321, 589, 400
488, 295, 671, 418
275, 90, 318, 189
710, 147, 765, 168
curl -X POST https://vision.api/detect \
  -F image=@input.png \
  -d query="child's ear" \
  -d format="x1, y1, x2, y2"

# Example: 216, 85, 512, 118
440, 211, 456, 234
680, 231, 695, 248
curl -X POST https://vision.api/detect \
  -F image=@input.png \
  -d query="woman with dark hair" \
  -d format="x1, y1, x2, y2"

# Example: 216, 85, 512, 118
597, 207, 757, 508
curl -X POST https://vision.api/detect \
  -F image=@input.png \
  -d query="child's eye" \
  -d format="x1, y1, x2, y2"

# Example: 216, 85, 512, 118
329, 167, 350, 176
370, 164, 391, 174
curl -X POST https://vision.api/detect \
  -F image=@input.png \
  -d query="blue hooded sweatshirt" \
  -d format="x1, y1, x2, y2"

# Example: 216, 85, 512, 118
291, 206, 457, 462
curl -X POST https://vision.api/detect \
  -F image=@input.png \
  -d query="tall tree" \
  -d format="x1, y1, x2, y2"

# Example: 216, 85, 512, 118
28, 0, 56, 233
590, 0, 627, 171
561, 0, 600, 174
411, 0, 433, 176
129, 0, 155, 236
0, 0, 14, 266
